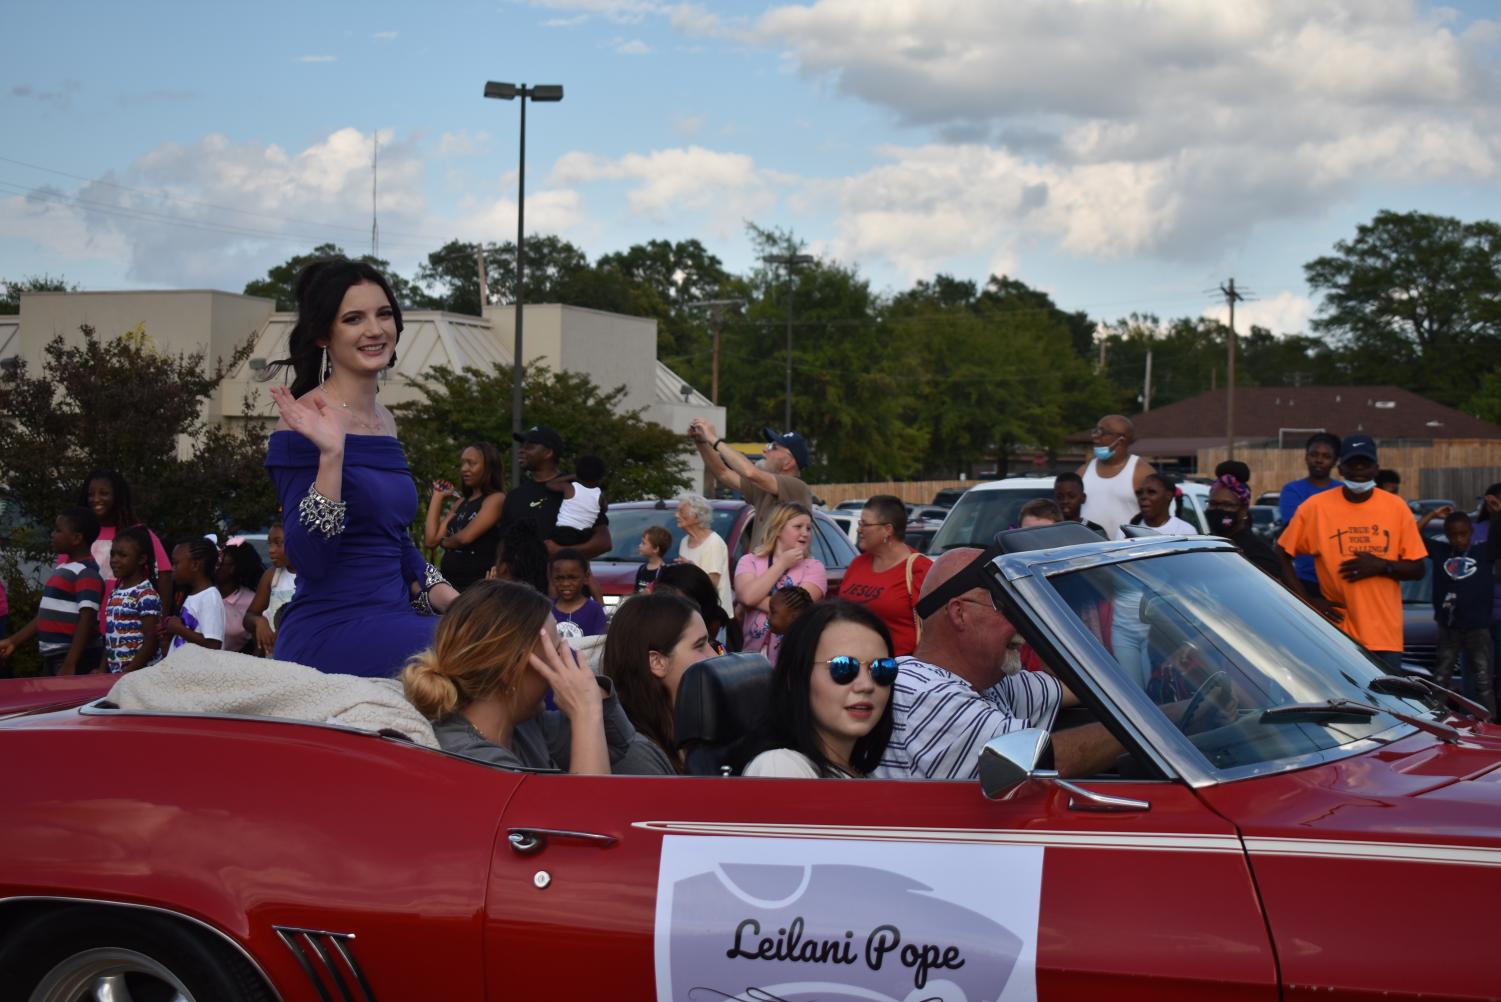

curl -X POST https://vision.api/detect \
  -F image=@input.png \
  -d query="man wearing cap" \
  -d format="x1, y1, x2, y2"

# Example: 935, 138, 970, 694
1277, 434, 1427, 669
688, 418, 813, 548
499, 426, 612, 558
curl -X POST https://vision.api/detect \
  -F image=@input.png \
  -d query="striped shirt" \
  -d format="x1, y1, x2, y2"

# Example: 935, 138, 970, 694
874, 656, 1062, 780
37, 559, 104, 657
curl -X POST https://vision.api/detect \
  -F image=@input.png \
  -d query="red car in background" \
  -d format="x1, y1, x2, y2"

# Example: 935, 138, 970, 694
1, 529, 1498, 1001
590, 498, 859, 614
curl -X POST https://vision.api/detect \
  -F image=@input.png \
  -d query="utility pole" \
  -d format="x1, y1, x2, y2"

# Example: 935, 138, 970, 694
1143, 350, 1153, 412
370, 133, 379, 258
686, 298, 745, 405
476, 247, 489, 308
1220, 278, 1245, 459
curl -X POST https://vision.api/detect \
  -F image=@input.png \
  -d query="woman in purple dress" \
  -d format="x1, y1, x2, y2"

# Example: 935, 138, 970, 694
266, 258, 457, 677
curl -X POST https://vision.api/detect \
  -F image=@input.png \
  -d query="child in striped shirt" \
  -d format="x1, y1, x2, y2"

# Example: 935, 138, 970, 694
0, 506, 105, 675
104, 527, 162, 672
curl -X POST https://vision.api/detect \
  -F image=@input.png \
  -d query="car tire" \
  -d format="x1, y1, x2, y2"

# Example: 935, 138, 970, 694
0, 905, 273, 1002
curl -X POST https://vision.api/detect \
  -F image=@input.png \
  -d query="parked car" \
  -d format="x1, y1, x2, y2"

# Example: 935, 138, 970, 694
1409, 498, 1458, 519
905, 504, 951, 525
1248, 505, 1282, 544
589, 499, 859, 614
833, 498, 867, 512
930, 477, 1209, 551
825, 510, 861, 547
1254, 491, 1281, 508
931, 486, 968, 508
2, 529, 1497, 1000
1402, 556, 1439, 673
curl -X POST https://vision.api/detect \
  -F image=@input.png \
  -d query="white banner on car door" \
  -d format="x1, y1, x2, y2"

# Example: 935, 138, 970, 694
654, 834, 1042, 1002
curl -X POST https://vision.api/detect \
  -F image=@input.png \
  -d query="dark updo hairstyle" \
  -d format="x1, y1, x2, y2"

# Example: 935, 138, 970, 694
272, 257, 404, 396
653, 561, 741, 652
78, 468, 138, 529
176, 537, 220, 582
737, 600, 895, 778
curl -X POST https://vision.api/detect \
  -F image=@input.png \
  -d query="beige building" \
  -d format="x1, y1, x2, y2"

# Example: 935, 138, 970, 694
3, 290, 724, 489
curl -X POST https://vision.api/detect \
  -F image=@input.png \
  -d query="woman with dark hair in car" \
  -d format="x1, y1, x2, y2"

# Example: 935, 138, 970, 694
738, 600, 896, 779
601, 591, 717, 773
423, 442, 507, 593
265, 257, 458, 677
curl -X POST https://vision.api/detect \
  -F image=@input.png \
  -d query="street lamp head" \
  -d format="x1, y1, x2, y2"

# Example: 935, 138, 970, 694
484, 81, 518, 100
761, 253, 815, 267
529, 84, 564, 102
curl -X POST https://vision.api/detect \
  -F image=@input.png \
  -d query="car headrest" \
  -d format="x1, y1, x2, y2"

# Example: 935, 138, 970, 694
993, 521, 1104, 553
674, 651, 773, 748
1121, 524, 1160, 539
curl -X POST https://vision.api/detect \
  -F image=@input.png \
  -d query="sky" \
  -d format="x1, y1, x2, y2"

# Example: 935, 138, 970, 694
4, 0, 1500, 336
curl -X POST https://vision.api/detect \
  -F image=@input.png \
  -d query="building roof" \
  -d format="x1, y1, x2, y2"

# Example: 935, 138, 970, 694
1068, 386, 1501, 457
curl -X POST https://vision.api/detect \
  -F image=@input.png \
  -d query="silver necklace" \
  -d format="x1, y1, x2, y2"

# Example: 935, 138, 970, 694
321, 386, 383, 434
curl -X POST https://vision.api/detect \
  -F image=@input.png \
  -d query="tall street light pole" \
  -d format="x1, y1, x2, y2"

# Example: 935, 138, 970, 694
760, 253, 813, 430
484, 80, 564, 487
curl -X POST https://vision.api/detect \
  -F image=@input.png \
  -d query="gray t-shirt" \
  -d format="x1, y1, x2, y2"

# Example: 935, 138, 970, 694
741, 473, 813, 548
433, 677, 673, 774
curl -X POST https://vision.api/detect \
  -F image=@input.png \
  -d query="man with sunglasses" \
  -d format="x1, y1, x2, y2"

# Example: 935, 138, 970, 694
874, 547, 1125, 781
1077, 413, 1155, 540
688, 418, 813, 548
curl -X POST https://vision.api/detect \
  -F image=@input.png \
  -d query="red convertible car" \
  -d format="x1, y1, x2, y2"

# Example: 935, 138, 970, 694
1, 528, 1498, 1001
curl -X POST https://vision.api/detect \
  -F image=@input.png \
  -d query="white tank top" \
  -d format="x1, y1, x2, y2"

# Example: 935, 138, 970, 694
1081, 454, 1140, 541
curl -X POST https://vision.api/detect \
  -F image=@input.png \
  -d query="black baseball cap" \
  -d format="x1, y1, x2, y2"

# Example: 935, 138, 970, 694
1340, 434, 1378, 463
761, 427, 811, 469
513, 425, 564, 456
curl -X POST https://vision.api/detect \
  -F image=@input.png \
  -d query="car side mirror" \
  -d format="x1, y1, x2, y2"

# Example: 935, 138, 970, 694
978, 728, 1053, 800
979, 727, 1153, 813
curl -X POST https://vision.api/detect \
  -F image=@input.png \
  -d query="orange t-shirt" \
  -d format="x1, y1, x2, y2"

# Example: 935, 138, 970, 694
1280, 487, 1427, 652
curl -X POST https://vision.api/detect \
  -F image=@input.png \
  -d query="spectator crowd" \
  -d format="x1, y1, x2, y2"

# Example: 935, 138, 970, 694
2, 259, 1493, 791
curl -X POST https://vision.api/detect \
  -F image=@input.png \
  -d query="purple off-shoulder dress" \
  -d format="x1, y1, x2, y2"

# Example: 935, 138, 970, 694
265, 431, 436, 677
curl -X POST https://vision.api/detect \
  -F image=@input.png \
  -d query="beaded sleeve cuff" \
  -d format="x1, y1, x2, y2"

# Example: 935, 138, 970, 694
411, 562, 452, 616
298, 485, 348, 540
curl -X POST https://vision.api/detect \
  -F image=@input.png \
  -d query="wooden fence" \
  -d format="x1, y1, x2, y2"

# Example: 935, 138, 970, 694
1195, 440, 1501, 502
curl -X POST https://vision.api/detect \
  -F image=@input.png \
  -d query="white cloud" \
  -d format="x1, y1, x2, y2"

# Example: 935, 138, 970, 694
296, 55, 337, 63
740, 0, 1501, 264
615, 38, 652, 54
1203, 290, 1313, 336
672, 115, 703, 137
438, 130, 491, 157
543, 15, 588, 27
371, 30, 399, 40
551, 145, 787, 237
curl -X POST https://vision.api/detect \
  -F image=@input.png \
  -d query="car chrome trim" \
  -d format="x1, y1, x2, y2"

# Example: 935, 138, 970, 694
274, 926, 374, 1002
0, 895, 283, 1002
1244, 838, 1501, 868
630, 821, 1244, 853
507, 828, 618, 854
1056, 779, 1152, 813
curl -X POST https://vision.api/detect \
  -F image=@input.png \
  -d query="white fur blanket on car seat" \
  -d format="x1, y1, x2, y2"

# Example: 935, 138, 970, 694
107, 645, 439, 748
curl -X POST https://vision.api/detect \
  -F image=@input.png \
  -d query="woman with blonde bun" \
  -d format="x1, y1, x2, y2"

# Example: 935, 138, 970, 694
402, 579, 661, 773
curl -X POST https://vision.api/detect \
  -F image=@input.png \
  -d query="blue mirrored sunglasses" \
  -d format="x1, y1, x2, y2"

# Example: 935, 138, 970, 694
817, 656, 899, 686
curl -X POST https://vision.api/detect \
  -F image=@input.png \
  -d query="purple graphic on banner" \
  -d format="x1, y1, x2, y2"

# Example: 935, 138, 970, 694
655, 837, 1042, 1002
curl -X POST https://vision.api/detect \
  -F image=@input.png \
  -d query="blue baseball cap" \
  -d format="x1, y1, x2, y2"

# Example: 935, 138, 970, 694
761, 427, 811, 469
1340, 434, 1378, 463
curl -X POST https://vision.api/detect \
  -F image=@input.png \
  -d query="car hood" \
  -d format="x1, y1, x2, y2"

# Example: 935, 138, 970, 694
1203, 725, 1501, 850
0, 675, 117, 718
592, 561, 642, 595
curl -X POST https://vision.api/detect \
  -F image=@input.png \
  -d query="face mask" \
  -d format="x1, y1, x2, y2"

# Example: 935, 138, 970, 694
1344, 479, 1377, 495
1206, 509, 1239, 536
1093, 444, 1115, 461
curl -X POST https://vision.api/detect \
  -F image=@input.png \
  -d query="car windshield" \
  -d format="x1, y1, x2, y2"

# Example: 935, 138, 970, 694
1045, 550, 1432, 774
929, 486, 1054, 551
598, 507, 740, 562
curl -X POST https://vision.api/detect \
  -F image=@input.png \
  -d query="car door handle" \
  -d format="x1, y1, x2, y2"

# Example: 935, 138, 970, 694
507, 827, 618, 855
1057, 779, 1151, 813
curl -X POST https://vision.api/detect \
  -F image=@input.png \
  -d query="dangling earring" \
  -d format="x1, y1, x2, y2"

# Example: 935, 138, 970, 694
320, 347, 329, 385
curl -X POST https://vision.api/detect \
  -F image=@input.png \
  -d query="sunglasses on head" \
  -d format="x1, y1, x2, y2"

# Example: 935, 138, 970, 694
817, 656, 899, 686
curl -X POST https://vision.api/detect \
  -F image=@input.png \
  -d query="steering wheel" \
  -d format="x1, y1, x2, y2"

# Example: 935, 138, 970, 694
1179, 670, 1229, 734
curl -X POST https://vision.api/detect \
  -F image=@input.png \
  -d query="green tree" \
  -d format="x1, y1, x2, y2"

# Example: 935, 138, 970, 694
1305, 210, 1501, 405
244, 243, 432, 311
1, 274, 76, 314
394, 364, 691, 502
0, 325, 275, 555
417, 235, 594, 314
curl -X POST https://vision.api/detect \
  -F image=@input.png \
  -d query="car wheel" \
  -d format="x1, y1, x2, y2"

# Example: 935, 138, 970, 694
0, 906, 272, 1002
